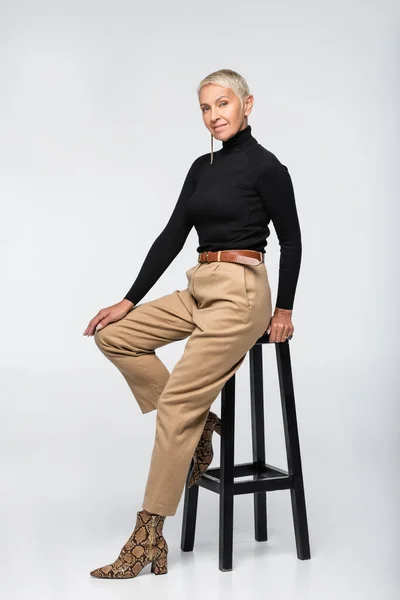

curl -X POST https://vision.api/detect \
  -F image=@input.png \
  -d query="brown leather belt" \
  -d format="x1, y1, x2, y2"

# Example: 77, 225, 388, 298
197, 249, 264, 266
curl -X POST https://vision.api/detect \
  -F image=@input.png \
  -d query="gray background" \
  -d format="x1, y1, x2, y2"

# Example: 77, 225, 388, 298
0, 0, 398, 598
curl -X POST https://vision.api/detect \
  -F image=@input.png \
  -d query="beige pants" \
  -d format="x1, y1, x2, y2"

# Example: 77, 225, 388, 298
94, 259, 272, 516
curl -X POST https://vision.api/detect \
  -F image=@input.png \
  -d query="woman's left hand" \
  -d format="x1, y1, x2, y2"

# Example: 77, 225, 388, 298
265, 307, 294, 342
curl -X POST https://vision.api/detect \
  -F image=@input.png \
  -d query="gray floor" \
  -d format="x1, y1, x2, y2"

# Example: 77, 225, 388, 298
1, 370, 398, 600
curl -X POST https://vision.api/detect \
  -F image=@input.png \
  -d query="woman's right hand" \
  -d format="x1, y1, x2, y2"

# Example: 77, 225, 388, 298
83, 299, 135, 337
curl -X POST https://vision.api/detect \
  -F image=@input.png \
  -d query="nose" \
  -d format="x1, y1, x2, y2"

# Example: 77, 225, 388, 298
210, 107, 221, 123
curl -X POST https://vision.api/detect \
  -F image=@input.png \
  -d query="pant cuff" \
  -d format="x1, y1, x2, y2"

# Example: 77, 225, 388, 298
142, 500, 178, 517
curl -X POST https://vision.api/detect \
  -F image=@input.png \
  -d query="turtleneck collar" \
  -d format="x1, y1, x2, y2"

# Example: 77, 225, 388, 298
221, 124, 256, 151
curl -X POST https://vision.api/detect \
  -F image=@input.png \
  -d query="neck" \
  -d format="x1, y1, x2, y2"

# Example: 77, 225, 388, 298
221, 124, 256, 151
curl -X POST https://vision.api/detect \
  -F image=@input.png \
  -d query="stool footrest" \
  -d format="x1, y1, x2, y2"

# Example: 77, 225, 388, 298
196, 461, 294, 495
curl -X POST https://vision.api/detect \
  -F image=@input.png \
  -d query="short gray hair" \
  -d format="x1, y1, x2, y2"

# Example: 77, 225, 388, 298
197, 68, 251, 110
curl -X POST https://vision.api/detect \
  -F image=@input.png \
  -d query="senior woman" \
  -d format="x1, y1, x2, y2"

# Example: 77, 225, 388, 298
83, 68, 302, 579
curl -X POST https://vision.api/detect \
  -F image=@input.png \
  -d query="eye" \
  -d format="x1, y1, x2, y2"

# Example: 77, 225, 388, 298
201, 107, 209, 112
220, 101, 228, 107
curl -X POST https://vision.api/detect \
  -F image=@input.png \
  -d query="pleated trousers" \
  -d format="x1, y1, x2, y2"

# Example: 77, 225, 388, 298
94, 258, 272, 516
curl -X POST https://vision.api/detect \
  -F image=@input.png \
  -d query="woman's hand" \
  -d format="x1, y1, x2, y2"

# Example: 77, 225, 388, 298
265, 307, 294, 342
83, 299, 135, 337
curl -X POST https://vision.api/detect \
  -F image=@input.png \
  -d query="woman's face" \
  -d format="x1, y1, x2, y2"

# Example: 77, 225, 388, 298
199, 84, 253, 141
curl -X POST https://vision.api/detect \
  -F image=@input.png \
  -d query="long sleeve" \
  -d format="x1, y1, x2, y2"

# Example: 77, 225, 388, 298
123, 159, 198, 305
258, 163, 302, 310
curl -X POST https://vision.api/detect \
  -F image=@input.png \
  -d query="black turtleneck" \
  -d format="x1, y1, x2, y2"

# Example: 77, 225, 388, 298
124, 124, 302, 310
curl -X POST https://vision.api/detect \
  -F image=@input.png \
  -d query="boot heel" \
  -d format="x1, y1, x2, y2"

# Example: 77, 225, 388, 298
151, 548, 168, 575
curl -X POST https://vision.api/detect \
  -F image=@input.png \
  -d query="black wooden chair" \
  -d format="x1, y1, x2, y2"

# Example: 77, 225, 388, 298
180, 333, 311, 571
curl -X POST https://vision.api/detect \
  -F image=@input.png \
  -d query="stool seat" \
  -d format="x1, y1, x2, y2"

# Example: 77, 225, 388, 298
180, 332, 311, 571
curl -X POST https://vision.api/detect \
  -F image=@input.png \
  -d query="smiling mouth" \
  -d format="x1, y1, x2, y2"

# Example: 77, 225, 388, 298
214, 124, 227, 130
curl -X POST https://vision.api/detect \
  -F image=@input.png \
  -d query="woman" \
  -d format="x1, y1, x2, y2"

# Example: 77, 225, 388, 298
83, 68, 302, 579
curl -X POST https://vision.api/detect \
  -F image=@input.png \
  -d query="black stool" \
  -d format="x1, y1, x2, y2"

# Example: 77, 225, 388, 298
180, 333, 311, 571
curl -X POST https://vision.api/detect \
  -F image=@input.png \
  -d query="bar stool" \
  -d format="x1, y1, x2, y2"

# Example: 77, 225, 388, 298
180, 332, 311, 571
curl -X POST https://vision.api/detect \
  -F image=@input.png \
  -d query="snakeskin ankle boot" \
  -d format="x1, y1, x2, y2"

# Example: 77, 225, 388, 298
90, 510, 168, 578
188, 410, 222, 487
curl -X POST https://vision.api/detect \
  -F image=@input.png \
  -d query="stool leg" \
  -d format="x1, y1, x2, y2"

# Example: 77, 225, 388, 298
181, 459, 200, 551
276, 341, 311, 560
249, 344, 268, 541
219, 373, 236, 571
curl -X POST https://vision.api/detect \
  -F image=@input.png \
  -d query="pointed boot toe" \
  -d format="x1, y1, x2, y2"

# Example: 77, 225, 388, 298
90, 564, 115, 578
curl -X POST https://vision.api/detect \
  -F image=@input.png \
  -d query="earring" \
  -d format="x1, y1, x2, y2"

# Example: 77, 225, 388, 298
210, 133, 213, 164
